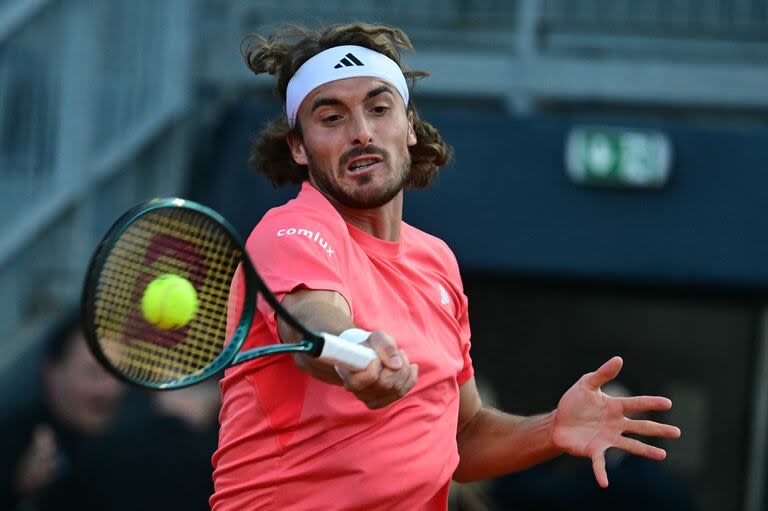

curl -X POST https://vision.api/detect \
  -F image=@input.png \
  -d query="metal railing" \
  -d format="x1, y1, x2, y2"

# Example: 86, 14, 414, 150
235, 0, 519, 30
0, 0, 191, 260
0, 0, 193, 357
230, 0, 768, 47
542, 0, 768, 38
0, 1, 60, 223
229, 0, 520, 51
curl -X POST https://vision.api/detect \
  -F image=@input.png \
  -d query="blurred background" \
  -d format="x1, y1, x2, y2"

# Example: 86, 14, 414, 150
1, 0, 767, 510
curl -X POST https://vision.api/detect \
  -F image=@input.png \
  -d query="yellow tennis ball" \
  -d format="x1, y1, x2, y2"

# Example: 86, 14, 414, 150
141, 274, 198, 330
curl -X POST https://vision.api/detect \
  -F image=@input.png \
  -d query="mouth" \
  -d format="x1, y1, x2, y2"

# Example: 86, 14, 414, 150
346, 156, 383, 174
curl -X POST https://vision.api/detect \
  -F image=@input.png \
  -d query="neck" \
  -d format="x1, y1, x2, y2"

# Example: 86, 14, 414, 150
329, 191, 403, 242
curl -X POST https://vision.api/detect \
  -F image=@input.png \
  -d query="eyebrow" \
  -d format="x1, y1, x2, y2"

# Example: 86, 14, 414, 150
365, 85, 394, 100
310, 85, 394, 113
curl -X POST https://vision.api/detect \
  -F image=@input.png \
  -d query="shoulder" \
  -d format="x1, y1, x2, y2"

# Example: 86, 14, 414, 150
247, 186, 349, 247
402, 223, 464, 290
244, 186, 351, 268
403, 222, 460, 268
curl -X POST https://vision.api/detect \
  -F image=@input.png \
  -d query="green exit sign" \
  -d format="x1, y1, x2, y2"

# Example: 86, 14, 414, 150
565, 126, 673, 188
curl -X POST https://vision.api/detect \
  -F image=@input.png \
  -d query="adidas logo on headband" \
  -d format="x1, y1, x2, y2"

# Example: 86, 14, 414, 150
334, 53, 364, 69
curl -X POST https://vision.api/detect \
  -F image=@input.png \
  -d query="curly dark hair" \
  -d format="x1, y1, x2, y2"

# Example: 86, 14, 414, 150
241, 22, 453, 188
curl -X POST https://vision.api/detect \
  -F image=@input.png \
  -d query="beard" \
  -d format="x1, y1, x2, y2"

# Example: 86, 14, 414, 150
307, 145, 411, 209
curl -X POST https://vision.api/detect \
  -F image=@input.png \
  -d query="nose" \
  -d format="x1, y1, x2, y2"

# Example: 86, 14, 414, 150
349, 111, 373, 147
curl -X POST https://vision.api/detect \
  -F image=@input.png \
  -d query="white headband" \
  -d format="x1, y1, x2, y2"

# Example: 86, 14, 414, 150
285, 45, 409, 127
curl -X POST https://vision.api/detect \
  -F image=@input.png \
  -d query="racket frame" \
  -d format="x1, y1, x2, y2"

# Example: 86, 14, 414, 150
81, 198, 326, 390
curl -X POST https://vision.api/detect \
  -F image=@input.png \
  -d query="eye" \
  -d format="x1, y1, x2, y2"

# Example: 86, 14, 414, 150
371, 105, 389, 115
322, 114, 342, 124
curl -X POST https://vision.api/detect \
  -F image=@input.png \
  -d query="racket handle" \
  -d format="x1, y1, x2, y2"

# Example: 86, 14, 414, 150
319, 333, 378, 370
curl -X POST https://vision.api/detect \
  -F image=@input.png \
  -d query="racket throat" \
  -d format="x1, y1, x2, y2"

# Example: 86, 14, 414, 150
231, 341, 316, 365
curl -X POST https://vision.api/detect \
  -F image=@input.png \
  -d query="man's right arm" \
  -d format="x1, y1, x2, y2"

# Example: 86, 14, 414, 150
276, 288, 418, 409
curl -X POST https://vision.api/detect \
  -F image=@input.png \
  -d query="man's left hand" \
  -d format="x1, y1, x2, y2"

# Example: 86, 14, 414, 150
551, 356, 682, 488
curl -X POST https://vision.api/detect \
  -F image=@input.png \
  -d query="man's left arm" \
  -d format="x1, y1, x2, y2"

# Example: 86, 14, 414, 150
453, 376, 560, 483
453, 356, 682, 487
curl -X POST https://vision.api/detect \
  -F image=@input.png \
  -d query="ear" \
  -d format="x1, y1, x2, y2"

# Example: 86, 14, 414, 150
286, 131, 309, 166
406, 111, 417, 147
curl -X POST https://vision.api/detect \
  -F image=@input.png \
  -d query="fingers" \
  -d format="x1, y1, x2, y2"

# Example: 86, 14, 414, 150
336, 360, 382, 392
337, 341, 419, 409
365, 364, 419, 409
583, 356, 623, 389
338, 348, 409, 392
624, 418, 681, 439
379, 350, 418, 401
362, 360, 419, 408
592, 441, 665, 488
15, 425, 59, 496
378, 350, 412, 391
615, 436, 667, 460
33, 425, 57, 458
591, 453, 609, 488
621, 395, 672, 414
366, 331, 403, 370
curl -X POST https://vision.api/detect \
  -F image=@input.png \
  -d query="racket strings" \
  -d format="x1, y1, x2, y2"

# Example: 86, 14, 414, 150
92, 207, 243, 385
98, 224, 231, 380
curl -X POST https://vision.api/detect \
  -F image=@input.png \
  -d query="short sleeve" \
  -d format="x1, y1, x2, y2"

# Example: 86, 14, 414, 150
245, 210, 350, 321
455, 289, 474, 385
437, 239, 474, 385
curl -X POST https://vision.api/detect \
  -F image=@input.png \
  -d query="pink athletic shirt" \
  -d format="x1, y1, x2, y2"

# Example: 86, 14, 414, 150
210, 183, 473, 510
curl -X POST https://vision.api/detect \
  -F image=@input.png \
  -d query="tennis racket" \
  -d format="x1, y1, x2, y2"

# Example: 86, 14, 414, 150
81, 197, 377, 390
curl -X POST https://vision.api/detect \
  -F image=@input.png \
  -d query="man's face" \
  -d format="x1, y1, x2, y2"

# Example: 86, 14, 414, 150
288, 77, 417, 209
45, 332, 125, 434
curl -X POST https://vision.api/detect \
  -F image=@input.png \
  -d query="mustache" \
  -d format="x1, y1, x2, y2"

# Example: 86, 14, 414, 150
338, 146, 389, 168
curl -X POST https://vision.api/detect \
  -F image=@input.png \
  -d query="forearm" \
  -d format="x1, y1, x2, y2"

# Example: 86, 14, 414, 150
453, 408, 562, 482
277, 290, 354, 384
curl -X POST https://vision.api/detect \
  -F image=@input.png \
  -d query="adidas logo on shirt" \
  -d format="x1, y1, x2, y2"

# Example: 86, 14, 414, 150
334, 53, 364, 69
439, 284, 451, 306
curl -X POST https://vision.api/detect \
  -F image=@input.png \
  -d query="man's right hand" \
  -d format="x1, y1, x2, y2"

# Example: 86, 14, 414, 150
278, 289, 418, 407
335, 331, 418, 409
14, 424, 59, 498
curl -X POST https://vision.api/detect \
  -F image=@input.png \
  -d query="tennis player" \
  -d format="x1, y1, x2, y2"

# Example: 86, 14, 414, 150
210, 23, 681, 510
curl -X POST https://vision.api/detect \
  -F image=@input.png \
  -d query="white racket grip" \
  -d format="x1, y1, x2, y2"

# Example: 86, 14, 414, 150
319, 332, 378, 370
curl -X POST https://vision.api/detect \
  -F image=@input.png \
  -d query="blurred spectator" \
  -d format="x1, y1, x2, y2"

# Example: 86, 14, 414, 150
1, 309, 220, 511
490, 382, 695, 511
0, 311, 126, 510
76, 381, 220, 511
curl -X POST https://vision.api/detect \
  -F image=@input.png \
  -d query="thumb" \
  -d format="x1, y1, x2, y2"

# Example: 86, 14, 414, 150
365, 331, 403, 370
584, 356, 623, 390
